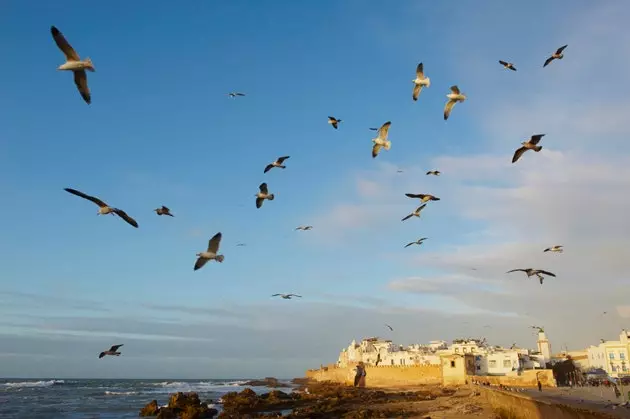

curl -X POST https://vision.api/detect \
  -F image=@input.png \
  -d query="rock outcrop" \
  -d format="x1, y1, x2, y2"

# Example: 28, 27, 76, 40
139, 392, 218, 418
242, 377, 288, 388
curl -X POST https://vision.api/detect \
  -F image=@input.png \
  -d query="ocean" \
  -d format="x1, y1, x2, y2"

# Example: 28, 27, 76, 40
0, 378, 293, 418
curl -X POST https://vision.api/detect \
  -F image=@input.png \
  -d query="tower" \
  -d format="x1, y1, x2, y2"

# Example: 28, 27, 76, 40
537, 329, 552, 365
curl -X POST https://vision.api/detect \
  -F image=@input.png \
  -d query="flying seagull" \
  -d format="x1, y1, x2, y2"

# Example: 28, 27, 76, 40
405, 193, 440, 203
227, 92, 246, 98
543, 245, 563, 253
543, 45, 568, 68
264, 156, 290, 173
328, 116, 342, 129
405, 238, 428, 248
64, 188, 138, 228
512, 134, 546, 163
236, 243, 246, 247
255, 183, 275, 208
51, 26, 95, 104
194, 232, 224, 271
368, 127, 379, 131
507, 268, 556, 285
99, 344, 123, 359
412, 62, 431, 101
154, 206, 174, 217
401, 204, 427, 222
499, 60, 517, 71
272, 294, 302, 299
385, 324, 394, 331
295, 225, 313, 231
426, 170, 441, 176
444, 85, 466, 120
371, 121, 392, 158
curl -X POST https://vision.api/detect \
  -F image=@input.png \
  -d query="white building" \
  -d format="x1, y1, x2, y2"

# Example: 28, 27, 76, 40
336, 337, 442, 367
536, 329, 552, 365
586, 330, 630, 378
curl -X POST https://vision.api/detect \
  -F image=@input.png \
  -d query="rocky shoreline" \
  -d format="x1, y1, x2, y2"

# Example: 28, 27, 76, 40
138, 379, 496, 418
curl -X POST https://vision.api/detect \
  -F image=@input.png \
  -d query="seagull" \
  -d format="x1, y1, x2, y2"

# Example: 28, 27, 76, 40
507, 268, 556, 285
543, 45, 568, 67
499, 60, 517, 71
194, 232, 225, 271
295, 225, 313, 231
99, 344, 123, 359
236, 243, 246, 247
412, 62, 431, 101
368, 127, 379, 131
444, 85, 466, 120
385, 324, 394, 331
154, 206, 174, 217
272, 294, 302, 299
227, 92, 246, 98
405, 193, 440, 203
371, 121, 392, 158
255, 183, 275, 208
64, 188, 138, 228
328, 116, 342, 129
396, 170, 404, 173
401, 204, 427, 222
426, 170, 441, 176
512, 134, 545, 163
543, 245, 563, 253
51, 26, 95, 104
405, 238, 428, 248
264, 156, 290, 173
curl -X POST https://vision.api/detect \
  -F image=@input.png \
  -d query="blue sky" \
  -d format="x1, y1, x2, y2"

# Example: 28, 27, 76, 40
1, 0, 630, 379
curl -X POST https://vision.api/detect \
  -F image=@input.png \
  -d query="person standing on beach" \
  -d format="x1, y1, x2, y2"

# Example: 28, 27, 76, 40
353, 363, 363, 387
537, 380, 542, 392
358, 362, 367, 388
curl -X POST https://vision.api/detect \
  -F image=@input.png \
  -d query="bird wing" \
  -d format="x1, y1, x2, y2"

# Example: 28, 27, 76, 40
538, 270, 556, 277
276, 156, 290, 164
369, 127, 378, 131
259, 183, 268, 194
412, 84, 422, 101
113, 209, 139, 228
507, 269, 526, 274
109, 344, 123, 352
509, 65, 517, 71
405, 193, 423, 199
401, 213, 413, 222
543, 248, 551, 252
416, 62, 424, 78
332, 121, 338, 129
162, 206, 170, 212
256, 197, 264, 208
207, 232, 222, 253
511, 146, 528, 163
529, 134, 545, 145
51, 26, 80, 61
450, 85, 460, 94
73, 70, 91, 104
419, 237, 428, 241
386, 324, 393, 331
377, 121, 391, 140
271, 294, 281, 297
64, 188, 108, 207
404, 242, 414, 248
328, 116, 336, 122
194, 257, 209, 271
543, 56, 554, 67
236, 93, 246, 96
372, 143, 382, 158
499, 60, 508, 66
416, 204, 427, 213
556, 44, 568, 54
264, 164, 274, 173
290, 294, 302, 298
426, 171, 432, 175
444, 99, 456, 120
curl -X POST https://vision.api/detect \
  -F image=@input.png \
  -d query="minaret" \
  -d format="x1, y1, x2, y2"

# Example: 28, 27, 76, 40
537, 329, 552, 365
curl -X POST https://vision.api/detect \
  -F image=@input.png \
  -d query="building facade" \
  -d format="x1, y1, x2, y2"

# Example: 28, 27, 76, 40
586, 330, 630, 378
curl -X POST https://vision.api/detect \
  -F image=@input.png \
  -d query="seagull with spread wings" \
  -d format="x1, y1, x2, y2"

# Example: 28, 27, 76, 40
295, 225, 313, 231
371, 121, 392, 158
543, 45, 568, 67
272, 294, 302, 299
544, 245, 563, 253
512, 134, 546, 163
499, 60, 517, 71
507, 268, 556, 285
154, 206, 174, 217
405, 238, 428, 248
385, 324, 394, 331
255, 183, 275, 208
328, 116, 342, 129
444, 85, 466, 120
412, 62, 431, 101
99, 344, 123, 359
264, 156, 290, 173
405, 193, 440, 203
426, 170, 441, 176
64, 188, 138, 228
401, 204, 427, 222
51, 26, 95, 104
194, 232, 225, 271
227, 92, 246, 98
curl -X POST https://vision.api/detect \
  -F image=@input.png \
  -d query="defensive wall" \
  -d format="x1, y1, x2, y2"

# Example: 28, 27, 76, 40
305, 364, 442, 387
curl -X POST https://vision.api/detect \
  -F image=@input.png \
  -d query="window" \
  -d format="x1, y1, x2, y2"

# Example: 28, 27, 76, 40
455, 348, 459, 353
450, 361, 456, 368
400, 359, 404, 366
463, 347, 468, 353
503, 360, 511, 368
391, 359, 394, 365
476, 365, 481, 371
610, 353, 615, 360
620, 353, 626, 360
489, 360, 497, 368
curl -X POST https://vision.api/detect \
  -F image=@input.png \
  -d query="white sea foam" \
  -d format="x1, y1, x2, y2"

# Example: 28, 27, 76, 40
104, 390, 138, 395
1, 380, 65, 388
147, 380, 250, 394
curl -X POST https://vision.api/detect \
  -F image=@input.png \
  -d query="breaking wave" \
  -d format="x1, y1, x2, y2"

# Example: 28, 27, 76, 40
1, 380, 65, 388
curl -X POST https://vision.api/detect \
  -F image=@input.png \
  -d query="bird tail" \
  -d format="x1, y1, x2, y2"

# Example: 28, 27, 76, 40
267, 194, 275, 201
534, 145, 542, 152
84, 57, 95, 71
425, 77, 431, 88
279, 165, 286, 169
383, 140, 391, 151
216, 255, 225, 263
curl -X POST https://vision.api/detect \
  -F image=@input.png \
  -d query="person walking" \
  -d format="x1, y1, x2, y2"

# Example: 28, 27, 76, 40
353, 363, 363, 387
357, 362, 367, 388
537, 380, 542, 392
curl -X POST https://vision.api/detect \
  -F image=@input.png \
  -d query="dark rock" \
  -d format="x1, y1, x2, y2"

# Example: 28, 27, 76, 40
156, 408, 177, 419
243, 377, 286, 387
139, 399, 160, 416
139, 391, 217, 419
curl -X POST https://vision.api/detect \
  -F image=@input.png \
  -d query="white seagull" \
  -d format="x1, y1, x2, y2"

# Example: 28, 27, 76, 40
99, 344, 123, 359
272, 294, 302, 299
543, 45, 568, 68
401, 204, 427, 222
64, 188, 138, 228
544, 245, 563, 253
255, 183, 275, 208
227, 92, 246, 98
426, 170, 441, 176
264, 156, 290, 173
194, 232, 225, 271
328, 116, 342, 129
405, 238, 428, 248
295, 225, 313, 231
412, 62, 431, 101
512, 134, 545, 163
372, 121, 392, 158
444, 85, 466, 120
499, 60, 517, 71
507, 268, 556, 285
51, 26, 95, 104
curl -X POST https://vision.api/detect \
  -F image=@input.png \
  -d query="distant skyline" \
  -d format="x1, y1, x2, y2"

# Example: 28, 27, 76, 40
1, 0, 630, 379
